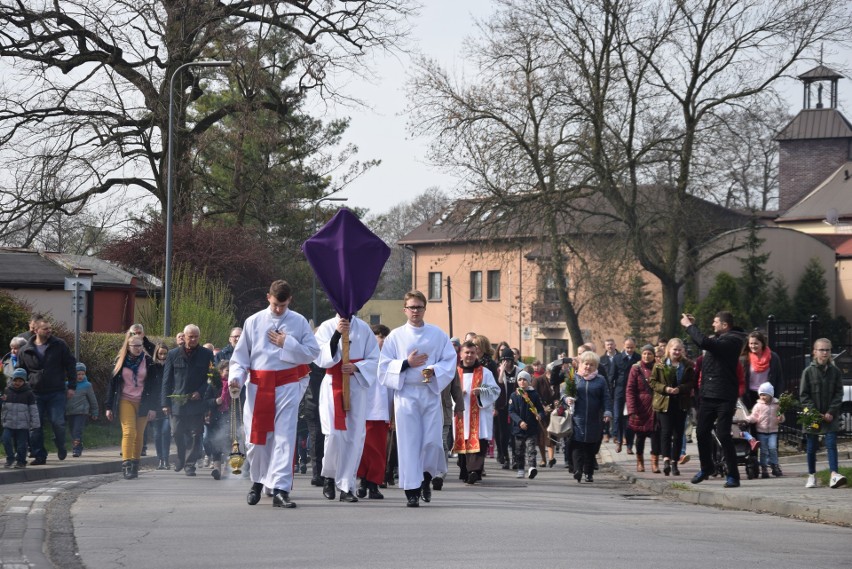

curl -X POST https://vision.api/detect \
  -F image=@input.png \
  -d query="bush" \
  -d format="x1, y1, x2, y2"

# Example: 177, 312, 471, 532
0, 290, 32, 355
136, 263, 236, 347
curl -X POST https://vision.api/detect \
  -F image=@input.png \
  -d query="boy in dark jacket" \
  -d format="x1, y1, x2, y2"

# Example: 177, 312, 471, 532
66, 362, 99, 457
2, 368, 40, 468
508, 371, 545, 480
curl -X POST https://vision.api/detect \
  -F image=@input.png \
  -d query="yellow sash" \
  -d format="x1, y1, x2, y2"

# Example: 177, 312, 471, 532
452, 366, 483, 454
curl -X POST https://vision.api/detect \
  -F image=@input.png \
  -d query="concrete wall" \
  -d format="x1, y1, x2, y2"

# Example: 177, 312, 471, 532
698, 227, 838, 318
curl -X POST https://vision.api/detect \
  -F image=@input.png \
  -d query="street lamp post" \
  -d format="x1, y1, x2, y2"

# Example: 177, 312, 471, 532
164, 60, 232, 337
311, 196, 348, 326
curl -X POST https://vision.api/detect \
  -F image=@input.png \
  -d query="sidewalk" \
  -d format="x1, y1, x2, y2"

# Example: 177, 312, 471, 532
0, 447, 159, 485
600, 438, 852, 526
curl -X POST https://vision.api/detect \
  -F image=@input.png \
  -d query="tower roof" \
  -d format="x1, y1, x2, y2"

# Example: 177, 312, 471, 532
798, 65, 844, 82
774, 108, 852, 141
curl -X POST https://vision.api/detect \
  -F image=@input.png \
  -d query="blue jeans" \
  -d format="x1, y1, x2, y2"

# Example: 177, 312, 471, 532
30, 390, 67, 461
67, 415, 87, 452
612, 393, 634, 448
755, 432, 778, 467
3, 428, 29, 465
806, 431, 839, 474
151, 416, 172, 462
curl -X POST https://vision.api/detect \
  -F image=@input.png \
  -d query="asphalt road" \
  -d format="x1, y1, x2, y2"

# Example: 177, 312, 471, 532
36, 464, 848, 569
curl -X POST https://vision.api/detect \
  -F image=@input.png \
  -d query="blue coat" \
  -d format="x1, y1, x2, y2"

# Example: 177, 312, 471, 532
570, 374, 612, 443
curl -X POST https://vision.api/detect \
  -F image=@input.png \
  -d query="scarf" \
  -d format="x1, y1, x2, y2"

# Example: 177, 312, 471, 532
749, 347, 772, 374
123, 352, 144, 387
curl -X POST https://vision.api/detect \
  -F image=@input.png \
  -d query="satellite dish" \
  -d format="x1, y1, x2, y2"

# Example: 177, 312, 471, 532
826, 207, 839, 224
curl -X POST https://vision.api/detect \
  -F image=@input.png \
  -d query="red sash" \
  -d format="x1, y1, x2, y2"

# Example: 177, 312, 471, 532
249, 365, 310, 445
327, 359, 363, 431
452, 366, 483, 454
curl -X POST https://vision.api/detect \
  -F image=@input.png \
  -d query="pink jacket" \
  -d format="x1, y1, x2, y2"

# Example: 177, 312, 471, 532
744, 399, 781, 433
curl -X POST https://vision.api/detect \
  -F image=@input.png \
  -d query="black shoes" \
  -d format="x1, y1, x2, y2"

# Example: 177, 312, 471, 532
405, 489, 420, 507
431, 476, 444, 491
671, 462, 680, 476
310, 476, 324, 487
322, 478, 336, 500
367, 483, 384, 499
122, 460, 133, 479
57, 447, 67, 461
173, 459, 185, 473
29, 458, 46, 466
356, 478, 368, 499
585, 474, 593, 483
211, 468, 221, 480
247, 483, 263, 505
339, 491, 358, 503
465, 472, 480, 485
185, 465, 196, 477
127, 460, 139, 479
272, 489, 297, 508
574, 470, 583, 483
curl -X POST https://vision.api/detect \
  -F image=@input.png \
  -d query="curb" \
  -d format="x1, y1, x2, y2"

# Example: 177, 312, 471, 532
601, 451, 852, 527
0, 456, 161, 485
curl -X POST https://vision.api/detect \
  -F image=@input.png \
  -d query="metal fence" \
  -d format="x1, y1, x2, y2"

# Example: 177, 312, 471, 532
766, 316, 852, 443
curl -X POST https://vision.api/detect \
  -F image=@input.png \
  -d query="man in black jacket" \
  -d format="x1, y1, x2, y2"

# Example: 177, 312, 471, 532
682, 311, 746, 488
161, 324, 215, 476
19, 318, 77, 464
611, 338, 639, 453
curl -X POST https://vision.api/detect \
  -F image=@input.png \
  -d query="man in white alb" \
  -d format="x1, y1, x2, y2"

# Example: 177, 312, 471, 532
377, 290, 457, 507
314, 314, 379, 503
229, 280, 320, 509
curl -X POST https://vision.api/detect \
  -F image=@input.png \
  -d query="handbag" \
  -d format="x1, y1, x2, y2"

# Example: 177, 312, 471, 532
547, 405, 573, 438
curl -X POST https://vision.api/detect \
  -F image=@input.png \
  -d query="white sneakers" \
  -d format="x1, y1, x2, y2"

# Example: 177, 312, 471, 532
807, 473, 849, 488
528, 466, 538, 480
516, 470, 524, 478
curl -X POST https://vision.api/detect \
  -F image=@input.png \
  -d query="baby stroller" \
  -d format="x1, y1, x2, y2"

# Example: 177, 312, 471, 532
711, 400, 760, 480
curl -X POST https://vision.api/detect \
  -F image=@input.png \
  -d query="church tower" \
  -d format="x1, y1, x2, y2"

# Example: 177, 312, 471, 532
775, 65, 852, 213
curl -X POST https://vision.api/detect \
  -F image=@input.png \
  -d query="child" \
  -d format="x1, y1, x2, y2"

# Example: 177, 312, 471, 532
743, 382, 783, 478
800, 338, 846, 489
2, 368, 40, 468
66, 362, 99, 457
204, 360, 231, 480
508, 371, 545, 479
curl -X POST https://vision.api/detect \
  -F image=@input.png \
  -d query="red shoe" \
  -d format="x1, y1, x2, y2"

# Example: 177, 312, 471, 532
748, 438, 760, 452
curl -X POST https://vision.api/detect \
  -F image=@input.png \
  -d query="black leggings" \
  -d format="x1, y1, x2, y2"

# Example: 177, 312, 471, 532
658, 406, 686, 461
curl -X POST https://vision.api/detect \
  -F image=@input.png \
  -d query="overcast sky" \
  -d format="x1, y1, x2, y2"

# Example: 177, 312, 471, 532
320, 1, 852, 217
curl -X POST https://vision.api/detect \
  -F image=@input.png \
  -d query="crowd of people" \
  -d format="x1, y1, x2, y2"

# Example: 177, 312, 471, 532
0, 294, 847, 506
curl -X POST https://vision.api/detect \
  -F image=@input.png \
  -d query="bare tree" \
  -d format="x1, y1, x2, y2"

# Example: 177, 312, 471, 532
407, 10, 626, 347
0, 1, 413, 224
520, 0, 850, 338
368, 186, 449, 299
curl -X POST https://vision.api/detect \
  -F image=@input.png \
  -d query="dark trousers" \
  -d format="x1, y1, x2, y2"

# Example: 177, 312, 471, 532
3, 428, 28, 465
572, 440, 597, 476
697, 397, 739, 479
658, 406, 686, 461
67, 415, 87, 452
30, 390, 67, 461
306, 409, 324, 480
494, 408, 510, 464
171, 413, 204, 467
458, 439, 488, 479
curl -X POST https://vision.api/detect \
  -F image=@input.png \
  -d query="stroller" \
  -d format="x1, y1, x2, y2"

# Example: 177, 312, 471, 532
711, 400, 760, 480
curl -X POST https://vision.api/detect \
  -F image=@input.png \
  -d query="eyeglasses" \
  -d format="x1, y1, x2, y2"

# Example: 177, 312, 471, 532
404, 305, 425, 311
